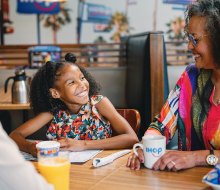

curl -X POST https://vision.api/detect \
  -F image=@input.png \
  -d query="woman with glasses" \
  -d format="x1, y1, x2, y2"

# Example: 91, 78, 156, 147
127, 0, 220, 171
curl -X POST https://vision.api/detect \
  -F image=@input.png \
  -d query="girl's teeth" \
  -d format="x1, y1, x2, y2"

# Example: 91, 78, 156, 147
77, 91, 87, 97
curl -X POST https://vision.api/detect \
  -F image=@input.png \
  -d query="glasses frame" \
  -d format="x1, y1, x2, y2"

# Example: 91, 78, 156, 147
186, 33, 208, 47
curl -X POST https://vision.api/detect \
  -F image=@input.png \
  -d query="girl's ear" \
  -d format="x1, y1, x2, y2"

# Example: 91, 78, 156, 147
49, 88, 60, 99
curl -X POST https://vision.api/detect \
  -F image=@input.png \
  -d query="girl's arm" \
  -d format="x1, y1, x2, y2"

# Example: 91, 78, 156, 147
9, 112, 53, 156
93, 97, 139, 149
59, 97, 139, 151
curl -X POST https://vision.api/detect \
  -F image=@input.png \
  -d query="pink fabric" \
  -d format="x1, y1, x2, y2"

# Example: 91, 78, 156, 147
203, 88, 220, 149
177, 73, 193, 150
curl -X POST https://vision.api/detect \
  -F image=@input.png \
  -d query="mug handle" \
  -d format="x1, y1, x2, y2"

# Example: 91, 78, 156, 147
133, 143, 143, 156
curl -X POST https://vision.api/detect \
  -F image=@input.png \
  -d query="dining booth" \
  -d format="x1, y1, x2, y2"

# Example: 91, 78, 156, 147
1, 32, 213, 190
125, 32, 169, 138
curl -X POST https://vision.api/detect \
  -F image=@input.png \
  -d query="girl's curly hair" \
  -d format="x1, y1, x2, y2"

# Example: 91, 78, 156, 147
30, 53, 101, 115
185, 0, 220, 66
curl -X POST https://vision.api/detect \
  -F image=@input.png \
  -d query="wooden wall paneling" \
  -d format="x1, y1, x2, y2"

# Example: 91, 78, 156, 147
149, 33, 165, 121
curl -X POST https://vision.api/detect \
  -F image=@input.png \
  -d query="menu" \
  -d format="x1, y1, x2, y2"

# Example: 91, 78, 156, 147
21, 150, 102, 163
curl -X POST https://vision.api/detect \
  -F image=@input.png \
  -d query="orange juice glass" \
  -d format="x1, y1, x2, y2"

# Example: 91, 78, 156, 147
37, 152, 70, 190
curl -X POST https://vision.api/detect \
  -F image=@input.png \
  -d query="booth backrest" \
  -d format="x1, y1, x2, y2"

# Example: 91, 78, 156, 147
126, 32, 169, 138
0, 43, 126, 69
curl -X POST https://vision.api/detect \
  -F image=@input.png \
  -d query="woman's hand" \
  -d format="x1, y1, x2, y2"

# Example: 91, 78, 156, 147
152, 150, 197, 171
58, 138, 86, 151
127, 150, 198, 171
126, 149, 144, 170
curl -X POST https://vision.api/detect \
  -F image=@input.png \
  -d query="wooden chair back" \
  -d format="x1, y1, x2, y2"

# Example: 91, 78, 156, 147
116, 108, 141, 134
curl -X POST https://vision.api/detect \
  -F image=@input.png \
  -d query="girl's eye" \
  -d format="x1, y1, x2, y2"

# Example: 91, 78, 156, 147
68, 81, 74, 85
81, 76, 85, 80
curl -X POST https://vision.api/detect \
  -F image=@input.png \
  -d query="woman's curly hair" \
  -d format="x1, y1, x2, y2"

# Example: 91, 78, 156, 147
185, 0, 220, 66
30, 53, 101, 115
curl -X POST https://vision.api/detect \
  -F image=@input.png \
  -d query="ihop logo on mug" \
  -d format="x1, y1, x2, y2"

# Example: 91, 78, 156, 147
145, 147, 163, 157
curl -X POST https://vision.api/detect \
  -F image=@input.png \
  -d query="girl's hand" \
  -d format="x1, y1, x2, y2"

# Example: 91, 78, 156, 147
152, 150, 197, 171
58, 138, 86, 151
126, 149, 144, 170
27, 143, 37, 157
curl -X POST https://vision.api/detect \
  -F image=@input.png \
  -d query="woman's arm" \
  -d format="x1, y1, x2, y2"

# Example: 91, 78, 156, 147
59, 97, 139, 151
9, 112, 53, 156
145, 84, 181, 140
127, 149, 219, 171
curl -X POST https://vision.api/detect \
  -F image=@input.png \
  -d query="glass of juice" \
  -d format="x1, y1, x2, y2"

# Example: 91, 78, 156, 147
36, 141, 70, 190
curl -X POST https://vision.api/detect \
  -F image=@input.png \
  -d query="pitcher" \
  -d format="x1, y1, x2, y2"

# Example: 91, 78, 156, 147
4, 69, 30, 104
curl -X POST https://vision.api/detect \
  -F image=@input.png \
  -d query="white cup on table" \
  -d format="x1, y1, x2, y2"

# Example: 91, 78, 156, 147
133, 135, 166, 169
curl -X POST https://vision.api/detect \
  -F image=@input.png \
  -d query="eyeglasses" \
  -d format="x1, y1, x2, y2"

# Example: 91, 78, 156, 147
186, 33, 208, 47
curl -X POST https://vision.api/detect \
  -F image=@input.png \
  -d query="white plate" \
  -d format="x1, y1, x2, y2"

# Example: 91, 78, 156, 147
203, 180, 220, 190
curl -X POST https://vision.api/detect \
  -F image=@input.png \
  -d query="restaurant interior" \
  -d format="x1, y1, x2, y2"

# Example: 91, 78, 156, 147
0, 1, 213, 190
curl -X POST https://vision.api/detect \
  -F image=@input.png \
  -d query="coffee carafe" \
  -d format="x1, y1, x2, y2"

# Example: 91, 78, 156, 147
4, 69, 30, 104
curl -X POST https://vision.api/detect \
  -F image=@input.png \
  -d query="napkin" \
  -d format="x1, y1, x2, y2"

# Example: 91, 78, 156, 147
93, 149, 131, 167
69, 150, 102, 163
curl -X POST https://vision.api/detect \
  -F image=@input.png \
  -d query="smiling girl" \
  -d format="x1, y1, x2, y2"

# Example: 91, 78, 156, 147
10, 53, 138, 156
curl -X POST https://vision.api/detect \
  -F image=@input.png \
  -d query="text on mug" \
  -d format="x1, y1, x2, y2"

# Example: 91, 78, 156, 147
145, 147, 163, 157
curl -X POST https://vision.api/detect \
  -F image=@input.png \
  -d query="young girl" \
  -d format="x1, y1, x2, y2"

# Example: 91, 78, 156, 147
10, 53, 138, 156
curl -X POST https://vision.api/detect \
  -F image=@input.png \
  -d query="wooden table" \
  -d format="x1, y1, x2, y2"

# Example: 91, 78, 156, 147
32, 150, 212, 190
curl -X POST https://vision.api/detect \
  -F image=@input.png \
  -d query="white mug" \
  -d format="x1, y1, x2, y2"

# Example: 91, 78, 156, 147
133, 135, 166, 169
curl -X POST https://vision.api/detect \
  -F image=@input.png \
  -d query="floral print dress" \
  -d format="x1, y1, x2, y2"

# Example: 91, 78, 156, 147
46, 95, 112, 140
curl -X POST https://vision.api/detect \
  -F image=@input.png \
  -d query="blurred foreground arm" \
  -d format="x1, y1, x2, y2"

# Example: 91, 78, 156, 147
0, 124, 53, 190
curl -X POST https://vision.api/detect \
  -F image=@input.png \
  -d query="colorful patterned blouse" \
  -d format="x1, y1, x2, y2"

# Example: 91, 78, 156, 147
46, 95, 112, 140
146, 64, 220, 151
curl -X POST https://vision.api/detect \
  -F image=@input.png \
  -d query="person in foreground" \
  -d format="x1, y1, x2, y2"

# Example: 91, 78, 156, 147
10, 53, 138, 156
0, 122, 53, 190
127, 0, 220, 171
